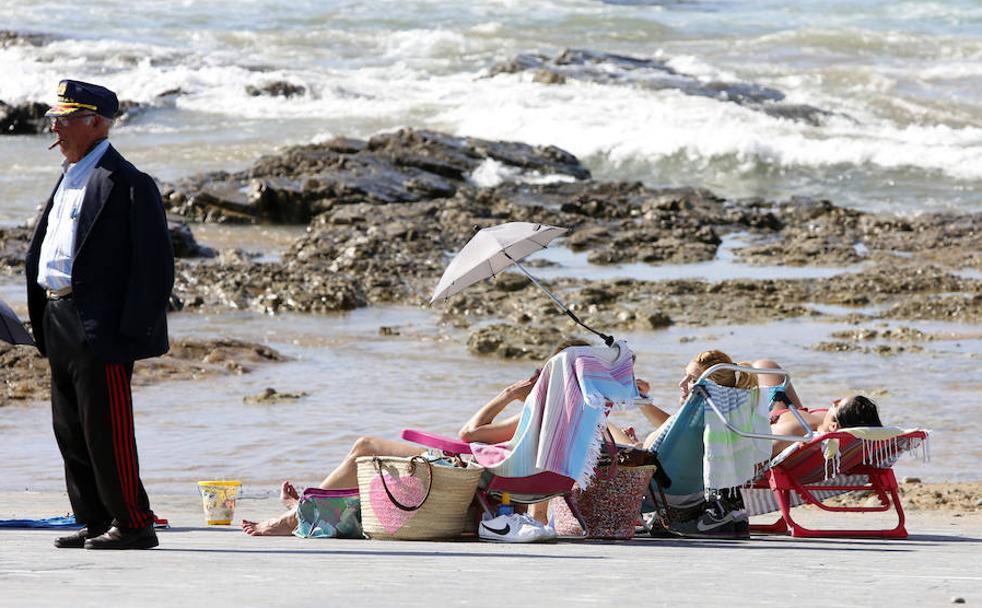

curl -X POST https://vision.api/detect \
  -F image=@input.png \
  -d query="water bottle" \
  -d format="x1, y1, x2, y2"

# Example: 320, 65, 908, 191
498, 491, 514, 517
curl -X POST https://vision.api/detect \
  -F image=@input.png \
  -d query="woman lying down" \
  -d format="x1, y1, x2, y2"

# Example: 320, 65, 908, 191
626, 349, 886, 539
242, 338, 637, 540
630, 349, 884, 456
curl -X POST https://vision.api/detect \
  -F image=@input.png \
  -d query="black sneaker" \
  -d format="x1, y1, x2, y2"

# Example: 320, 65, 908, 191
668, 500, 750, 540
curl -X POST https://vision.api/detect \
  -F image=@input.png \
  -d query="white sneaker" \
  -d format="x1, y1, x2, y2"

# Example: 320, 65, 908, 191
478, 513, 545, 543
517, 513, 556, 542
541, 515, 558, 541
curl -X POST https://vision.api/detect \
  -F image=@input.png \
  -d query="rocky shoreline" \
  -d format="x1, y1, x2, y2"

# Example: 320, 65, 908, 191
1, 127, 979, 395
0, 339, 283, 404
158, 129, 978, 361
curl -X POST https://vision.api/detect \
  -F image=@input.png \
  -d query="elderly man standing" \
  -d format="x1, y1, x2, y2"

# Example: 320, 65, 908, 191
25, 80, 174, 550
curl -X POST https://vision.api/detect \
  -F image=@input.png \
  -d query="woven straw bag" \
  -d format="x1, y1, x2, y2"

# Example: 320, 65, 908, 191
356, 455, 483, 540
552, 433, 653, 539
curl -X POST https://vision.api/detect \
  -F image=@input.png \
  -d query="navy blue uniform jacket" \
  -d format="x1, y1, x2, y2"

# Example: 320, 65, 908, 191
26, 144, 175, 363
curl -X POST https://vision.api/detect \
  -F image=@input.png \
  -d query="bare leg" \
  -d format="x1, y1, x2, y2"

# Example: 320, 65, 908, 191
318, 436, 423, 490
241, 510, 297, 536
241, 437, 422, 538
280, 481, 300, 508
528, 501, 549, 524
752, 359, 805, 408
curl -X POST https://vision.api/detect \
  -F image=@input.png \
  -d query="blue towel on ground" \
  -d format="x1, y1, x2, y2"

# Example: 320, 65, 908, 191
0, 515, 81, 529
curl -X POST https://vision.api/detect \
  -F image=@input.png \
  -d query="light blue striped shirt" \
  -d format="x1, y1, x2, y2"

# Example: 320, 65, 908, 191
37, 139, 111, 291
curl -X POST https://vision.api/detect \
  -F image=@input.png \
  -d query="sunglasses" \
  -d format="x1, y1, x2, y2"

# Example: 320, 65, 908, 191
48, 113, 97, 127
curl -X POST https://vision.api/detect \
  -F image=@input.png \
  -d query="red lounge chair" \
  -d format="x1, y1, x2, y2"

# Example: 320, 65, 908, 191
747, 429, 929, 539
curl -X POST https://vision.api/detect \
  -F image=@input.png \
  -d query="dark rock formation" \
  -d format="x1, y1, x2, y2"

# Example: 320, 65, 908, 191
490, 49, 837, 126
245, 81, 306, 98
163, 128, 591, 223
0, 30, 52, 48
0, 226, 32, 274
0, 101, 50, 135
168, 218, 216, 258
467, 323, 571, 360
733, 197, 982, 269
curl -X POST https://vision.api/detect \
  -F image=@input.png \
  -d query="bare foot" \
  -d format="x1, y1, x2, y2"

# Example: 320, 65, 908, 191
280, 480, 300, 508
240, 510, 297, 536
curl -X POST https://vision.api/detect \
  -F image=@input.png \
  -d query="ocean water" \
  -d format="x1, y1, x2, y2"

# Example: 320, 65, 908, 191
1, 0, 981, 223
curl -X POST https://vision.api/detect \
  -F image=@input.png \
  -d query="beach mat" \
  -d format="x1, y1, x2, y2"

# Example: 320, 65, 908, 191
0, 515, 81, 529
0, 514, 170, 529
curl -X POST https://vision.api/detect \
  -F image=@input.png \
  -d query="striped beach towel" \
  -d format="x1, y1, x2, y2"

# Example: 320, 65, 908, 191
699, 381, 773, 493
741, 427, 930, 516
470, 342, 638, 488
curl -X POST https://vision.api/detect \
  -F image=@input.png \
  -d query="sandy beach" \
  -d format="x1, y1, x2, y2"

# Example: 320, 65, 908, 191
1, 489, 980, 608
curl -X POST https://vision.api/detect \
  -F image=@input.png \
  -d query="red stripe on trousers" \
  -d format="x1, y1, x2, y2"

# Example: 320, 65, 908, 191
105, 365, 130, 523
112, 364, 138, 525
106, 364, 140, 526
117, 366, 146, 528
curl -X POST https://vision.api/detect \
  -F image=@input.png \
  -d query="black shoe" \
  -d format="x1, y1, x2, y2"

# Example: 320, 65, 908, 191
84, 525, 159, 550
668, 500, 750, 540
644, 514, 674, 538
54, 525, 110, 549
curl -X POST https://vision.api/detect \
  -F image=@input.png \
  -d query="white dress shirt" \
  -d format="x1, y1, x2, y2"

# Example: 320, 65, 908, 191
37, 139, 111, 291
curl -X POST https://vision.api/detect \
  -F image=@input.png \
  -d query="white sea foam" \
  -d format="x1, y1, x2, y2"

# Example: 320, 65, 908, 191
436, 74, 982, 183
4, 28, 979, 188
467, 158, 578, 188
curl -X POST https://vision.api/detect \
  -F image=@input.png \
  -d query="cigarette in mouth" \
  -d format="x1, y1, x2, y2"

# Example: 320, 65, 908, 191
48, 139, 63, 150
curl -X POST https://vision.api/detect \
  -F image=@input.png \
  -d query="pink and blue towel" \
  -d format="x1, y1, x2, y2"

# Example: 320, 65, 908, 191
470, 342, 639, 488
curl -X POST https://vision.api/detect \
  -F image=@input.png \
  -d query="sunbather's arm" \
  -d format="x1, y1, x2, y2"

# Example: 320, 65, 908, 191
458, 370, 539, 443
459, 413, 522, 445
605, 422, 640, 447
638, 402, 670, 429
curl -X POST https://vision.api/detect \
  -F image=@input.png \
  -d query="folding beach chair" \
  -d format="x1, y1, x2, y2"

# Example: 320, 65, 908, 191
642, 364, 811, 526
743, 427, 929, 538
402, 342, 644, 532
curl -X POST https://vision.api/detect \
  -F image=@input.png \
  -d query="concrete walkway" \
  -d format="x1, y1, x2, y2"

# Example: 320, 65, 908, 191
0, 490, 979, 607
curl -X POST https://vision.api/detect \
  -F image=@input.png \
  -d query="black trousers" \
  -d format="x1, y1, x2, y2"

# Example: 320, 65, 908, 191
44, 298, 152, 530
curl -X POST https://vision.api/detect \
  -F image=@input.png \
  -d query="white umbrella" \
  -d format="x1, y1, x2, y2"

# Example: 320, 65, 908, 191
430, 221, 614, 345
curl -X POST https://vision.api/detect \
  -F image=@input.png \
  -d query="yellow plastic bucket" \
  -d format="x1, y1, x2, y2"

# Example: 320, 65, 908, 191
197, 480, 241, 525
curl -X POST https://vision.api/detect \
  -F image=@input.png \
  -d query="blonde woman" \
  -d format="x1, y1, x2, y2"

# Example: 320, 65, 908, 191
639, 349, 762, 449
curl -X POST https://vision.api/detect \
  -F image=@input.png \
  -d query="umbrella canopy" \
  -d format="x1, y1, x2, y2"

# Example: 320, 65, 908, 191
430, 222, 567, 303
0, 298, 34, 346
430, 221, 615, 346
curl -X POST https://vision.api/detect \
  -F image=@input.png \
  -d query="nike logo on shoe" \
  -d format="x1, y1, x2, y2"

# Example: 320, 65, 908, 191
481, 523, 511, 536
696, 513, 735, 532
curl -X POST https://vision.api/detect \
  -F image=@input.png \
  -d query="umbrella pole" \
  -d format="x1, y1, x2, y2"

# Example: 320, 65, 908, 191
511, 260, 615, 347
